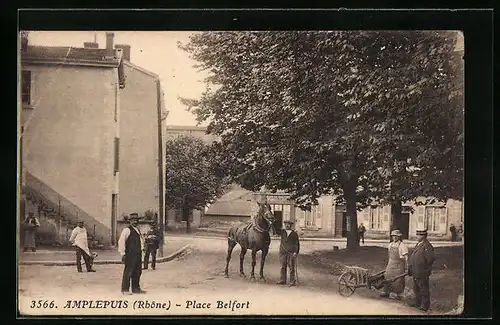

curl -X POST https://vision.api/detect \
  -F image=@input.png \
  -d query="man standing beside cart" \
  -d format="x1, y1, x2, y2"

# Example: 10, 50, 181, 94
380, 229, 408, 299
408, 229, 436, 312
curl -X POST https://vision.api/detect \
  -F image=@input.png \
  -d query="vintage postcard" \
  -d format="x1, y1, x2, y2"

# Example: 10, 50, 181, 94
18, 30, 464, 317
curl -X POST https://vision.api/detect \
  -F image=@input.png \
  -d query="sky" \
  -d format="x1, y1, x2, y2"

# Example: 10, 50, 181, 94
27, 31, 209, 127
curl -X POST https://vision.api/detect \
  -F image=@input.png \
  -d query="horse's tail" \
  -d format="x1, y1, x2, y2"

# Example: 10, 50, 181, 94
227, 227, 237, 245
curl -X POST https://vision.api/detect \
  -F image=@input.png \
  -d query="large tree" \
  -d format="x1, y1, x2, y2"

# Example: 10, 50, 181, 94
179, 31, 463, 249
165, 135, 230, 233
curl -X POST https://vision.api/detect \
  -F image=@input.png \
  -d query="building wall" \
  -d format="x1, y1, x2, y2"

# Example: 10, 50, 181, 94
22, 65, 118, 242
119, 64, 160, 217
357, 198, 464, 240
166, 208, 202, 230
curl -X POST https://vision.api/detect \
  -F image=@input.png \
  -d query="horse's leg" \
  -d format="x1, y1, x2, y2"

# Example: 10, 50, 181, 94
239, 247, 247, 277
224, 239, 237, 278
250, 249, 257, 280
259, 246, 269, 281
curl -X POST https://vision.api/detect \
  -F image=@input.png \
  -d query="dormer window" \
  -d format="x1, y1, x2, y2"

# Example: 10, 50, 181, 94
21, 70, 31, 106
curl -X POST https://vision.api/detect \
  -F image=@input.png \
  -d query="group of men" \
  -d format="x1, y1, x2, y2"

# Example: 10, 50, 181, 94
24, 209, 438, 311
380, 228, 436, 312
117, 213, 162, 295
66, 213, 162, 295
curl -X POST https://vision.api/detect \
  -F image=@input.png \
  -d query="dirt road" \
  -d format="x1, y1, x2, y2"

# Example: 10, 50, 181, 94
18, 236, 424, 316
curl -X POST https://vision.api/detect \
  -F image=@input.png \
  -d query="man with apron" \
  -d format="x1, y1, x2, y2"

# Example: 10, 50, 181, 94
380, 229, 408, 299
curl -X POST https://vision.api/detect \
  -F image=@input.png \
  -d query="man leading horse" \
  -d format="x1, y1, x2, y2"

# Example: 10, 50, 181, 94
224, 200, 276, 281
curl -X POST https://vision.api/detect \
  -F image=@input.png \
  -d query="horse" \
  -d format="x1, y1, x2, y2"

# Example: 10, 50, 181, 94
224, 201, 276, 281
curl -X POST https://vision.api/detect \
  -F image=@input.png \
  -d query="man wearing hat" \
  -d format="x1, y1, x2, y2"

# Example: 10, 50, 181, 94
277, 219, 300, 286
69, 220, 96, 273
408, 229, 436, 312
22, 212, 40, 252
380, 229, 408, 299
118, 213, 146, 294
143, 219, 162, 270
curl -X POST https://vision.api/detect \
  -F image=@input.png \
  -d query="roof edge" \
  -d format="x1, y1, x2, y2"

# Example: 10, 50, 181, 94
21, 58, 121, 68
124, 60, 159, 79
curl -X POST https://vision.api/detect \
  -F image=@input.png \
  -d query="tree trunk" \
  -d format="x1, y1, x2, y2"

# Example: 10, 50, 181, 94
391, 199, 403, 232
182, 204, 191, 234
343, 179, 359, 251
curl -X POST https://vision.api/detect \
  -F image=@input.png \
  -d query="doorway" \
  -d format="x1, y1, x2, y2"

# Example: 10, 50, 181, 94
273, 211, 283, 235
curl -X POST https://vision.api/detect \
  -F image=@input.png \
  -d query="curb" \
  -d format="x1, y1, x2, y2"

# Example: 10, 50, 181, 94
19, 245, 192, 266
191, 232, 463, 245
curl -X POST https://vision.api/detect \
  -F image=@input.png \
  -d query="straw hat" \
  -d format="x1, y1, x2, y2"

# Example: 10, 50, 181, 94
390, 229, 403, 237
416, 229, 428, 236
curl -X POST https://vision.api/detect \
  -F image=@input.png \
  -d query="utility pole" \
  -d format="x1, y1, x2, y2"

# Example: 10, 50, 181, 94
156, 79, 165, 257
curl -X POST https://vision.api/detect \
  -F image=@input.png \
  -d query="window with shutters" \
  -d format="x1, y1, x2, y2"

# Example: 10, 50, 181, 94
369, 205, 383, 230
114, 85, 118, 122
21, 70, 32, 106
425, 206, 447, 233
114, 137, 120, 175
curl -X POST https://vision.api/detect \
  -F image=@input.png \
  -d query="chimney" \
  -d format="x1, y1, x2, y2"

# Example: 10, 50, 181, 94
105, 32, 115, 53
84, 42, 99, 49
115, 44, 131, 61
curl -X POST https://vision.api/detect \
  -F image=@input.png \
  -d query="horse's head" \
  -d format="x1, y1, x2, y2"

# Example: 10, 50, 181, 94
257, 202, 276, 232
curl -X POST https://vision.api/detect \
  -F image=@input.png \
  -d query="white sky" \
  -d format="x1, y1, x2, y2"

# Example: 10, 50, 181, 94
26, 31, 209, 126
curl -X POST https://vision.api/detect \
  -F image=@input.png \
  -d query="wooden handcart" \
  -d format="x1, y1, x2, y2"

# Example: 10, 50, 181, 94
337, 266, 408, 297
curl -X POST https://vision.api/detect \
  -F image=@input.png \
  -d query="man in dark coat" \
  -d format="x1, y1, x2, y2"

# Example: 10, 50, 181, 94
358, 223, 366, 245
449, 224, 457, 242
277, 220, 300, 286
118, 213, 146, 295
408, 229, 436, 312
143, 220, 162, 270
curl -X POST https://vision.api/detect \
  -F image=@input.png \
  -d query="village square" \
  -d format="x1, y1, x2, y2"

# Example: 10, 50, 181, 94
18, 29, 464, 316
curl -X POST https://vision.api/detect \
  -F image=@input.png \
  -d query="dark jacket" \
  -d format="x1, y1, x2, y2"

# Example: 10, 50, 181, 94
145, 226, 161, 249
279, 229, 300, 255
125, 226, 142, 256
408, 239, 436, 278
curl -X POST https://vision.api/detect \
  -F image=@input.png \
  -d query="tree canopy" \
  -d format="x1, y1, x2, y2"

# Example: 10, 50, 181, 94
179, 31, 463, 248
165, 135, 230, 215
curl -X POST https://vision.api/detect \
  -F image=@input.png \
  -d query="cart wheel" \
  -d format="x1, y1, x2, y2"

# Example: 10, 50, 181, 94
338, 271, 356, 297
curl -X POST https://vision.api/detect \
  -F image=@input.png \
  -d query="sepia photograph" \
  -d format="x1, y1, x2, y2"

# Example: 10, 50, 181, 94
18, 29, 465, 316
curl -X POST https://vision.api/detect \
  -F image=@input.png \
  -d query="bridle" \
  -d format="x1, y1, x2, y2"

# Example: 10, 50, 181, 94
253, 204, 276, 234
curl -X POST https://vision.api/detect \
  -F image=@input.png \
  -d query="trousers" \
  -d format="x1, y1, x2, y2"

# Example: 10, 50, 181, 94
279, 252, 296, 283
121, 253, 142, 293
143, 246, 157, 269
75, 247, 92, 272
413, 276, 431, 310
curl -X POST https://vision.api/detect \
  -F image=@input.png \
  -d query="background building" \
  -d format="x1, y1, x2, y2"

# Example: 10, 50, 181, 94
116, 43, 167, 224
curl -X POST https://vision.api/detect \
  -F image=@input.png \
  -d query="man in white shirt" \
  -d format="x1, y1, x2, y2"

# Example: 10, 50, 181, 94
118, 213, 146, 294
69, 220, 96, 273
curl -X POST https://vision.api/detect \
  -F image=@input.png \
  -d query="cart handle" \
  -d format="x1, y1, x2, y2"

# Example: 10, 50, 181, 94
383, 272, 408, 283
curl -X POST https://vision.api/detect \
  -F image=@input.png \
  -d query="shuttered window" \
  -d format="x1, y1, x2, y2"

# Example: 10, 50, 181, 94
114, 137, 120, 174
22, 70, 31, 105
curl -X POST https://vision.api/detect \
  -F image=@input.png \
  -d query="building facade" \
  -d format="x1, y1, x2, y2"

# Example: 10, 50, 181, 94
20, 33, 126, 247
117, 49, 166, 223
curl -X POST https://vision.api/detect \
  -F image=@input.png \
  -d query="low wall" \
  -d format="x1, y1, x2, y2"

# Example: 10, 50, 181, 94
200, 215, 250, 228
